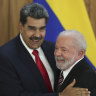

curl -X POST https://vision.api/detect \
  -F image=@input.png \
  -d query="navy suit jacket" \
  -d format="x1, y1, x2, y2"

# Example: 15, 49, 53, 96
0, 35, 58, 96
55, 58, 96, 96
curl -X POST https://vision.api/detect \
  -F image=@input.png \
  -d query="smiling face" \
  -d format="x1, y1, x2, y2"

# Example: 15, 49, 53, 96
19, 17, 46, 49
54, 35, 84, 71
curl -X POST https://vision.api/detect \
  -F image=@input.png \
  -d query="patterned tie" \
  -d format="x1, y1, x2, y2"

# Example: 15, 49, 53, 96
32, 50, 53, 92
57, 71, 64, 91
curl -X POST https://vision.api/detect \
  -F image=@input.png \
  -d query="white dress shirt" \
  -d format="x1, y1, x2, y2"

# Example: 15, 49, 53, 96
20, 34, 54, 90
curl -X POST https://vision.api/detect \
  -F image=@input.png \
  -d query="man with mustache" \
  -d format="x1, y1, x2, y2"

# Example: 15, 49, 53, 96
0, 3, 90, 96
54, 30, 96, 96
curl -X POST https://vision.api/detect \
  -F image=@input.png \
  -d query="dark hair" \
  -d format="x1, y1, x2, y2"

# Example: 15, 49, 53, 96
20, 3, 49, 25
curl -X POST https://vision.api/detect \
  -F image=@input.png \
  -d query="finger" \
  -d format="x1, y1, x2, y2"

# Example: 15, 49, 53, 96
73, 88, 90, 96
81, 91, 90, 94
76, 91, 90, 96
74, 88, 89, 91
66, 79, 76, 88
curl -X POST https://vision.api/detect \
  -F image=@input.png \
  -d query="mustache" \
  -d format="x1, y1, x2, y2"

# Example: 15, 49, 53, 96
55, 56, 65, 61
29, 36, 42, 41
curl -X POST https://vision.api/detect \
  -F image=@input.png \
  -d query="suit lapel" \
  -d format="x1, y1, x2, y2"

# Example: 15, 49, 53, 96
15, 35, 49, 92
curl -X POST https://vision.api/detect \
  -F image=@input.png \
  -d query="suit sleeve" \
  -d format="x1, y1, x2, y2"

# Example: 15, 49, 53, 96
0, 53, 58, 96
91, 89, 96, 96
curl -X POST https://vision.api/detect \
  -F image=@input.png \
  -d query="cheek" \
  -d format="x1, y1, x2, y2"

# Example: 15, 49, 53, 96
65, 54, 77, 61
41, 31, 46, 37
62, 53, 72, 60
62, 54, 68, 60
21, 32, 30, 41
24, 31, 34, 39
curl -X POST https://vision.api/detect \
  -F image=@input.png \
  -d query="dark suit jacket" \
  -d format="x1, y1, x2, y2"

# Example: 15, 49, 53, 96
0, 35, 58, 96
55, 58, 96, 96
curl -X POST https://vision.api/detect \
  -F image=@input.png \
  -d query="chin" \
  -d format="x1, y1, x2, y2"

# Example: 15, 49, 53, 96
56, 63, 64, 70
56, 62, 71, 71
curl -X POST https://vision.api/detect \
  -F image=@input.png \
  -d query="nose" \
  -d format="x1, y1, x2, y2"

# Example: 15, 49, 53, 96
34, 29, 40, 37
54, 49, 62, 57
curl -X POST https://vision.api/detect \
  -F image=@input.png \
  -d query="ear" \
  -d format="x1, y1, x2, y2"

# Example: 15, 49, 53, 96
19, 22, 23, 33
78, 50, 85, 59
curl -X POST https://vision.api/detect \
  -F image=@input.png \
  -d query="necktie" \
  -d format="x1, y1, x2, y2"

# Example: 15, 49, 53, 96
32, 50, 53, 92
57, 71, 64, 91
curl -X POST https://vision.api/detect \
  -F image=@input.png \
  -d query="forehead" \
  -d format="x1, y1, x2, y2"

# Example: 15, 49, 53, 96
26, 17, 46, 25
56, 35, 75, 48
56, 35, 73, 44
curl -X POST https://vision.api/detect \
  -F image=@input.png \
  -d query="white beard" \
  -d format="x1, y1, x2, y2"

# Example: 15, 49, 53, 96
55, 54, 77, 71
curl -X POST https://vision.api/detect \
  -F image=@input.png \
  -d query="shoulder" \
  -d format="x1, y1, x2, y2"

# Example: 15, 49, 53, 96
41, 40, 55, 57
79, 58, 96, 80
42, 40, 55, 48
42, 40, 55, 52
0, 35, 20, 56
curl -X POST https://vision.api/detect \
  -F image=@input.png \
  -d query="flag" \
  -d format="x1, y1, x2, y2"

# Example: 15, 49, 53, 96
33, 0, 96, 70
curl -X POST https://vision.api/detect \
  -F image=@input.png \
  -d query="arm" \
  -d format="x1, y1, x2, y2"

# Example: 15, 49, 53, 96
0, 54, 58, 96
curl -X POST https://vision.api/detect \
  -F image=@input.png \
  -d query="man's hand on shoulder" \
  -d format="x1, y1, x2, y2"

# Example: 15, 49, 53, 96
59, 79, 90, 96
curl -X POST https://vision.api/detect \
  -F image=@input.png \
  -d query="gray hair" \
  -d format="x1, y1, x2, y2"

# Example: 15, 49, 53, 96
58, 30, 87, 52
20, 3, 49, 25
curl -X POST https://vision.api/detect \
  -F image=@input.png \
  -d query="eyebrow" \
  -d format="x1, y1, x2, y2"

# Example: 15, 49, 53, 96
40, 26, 46, 29
27, 26, 35, 29
55, 46, 68, 49
27, 25, 46, 29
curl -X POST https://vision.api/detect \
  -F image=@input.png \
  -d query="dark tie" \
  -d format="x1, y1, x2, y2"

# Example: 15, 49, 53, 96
57, 71, 64, 91
32, 50, 53, 92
